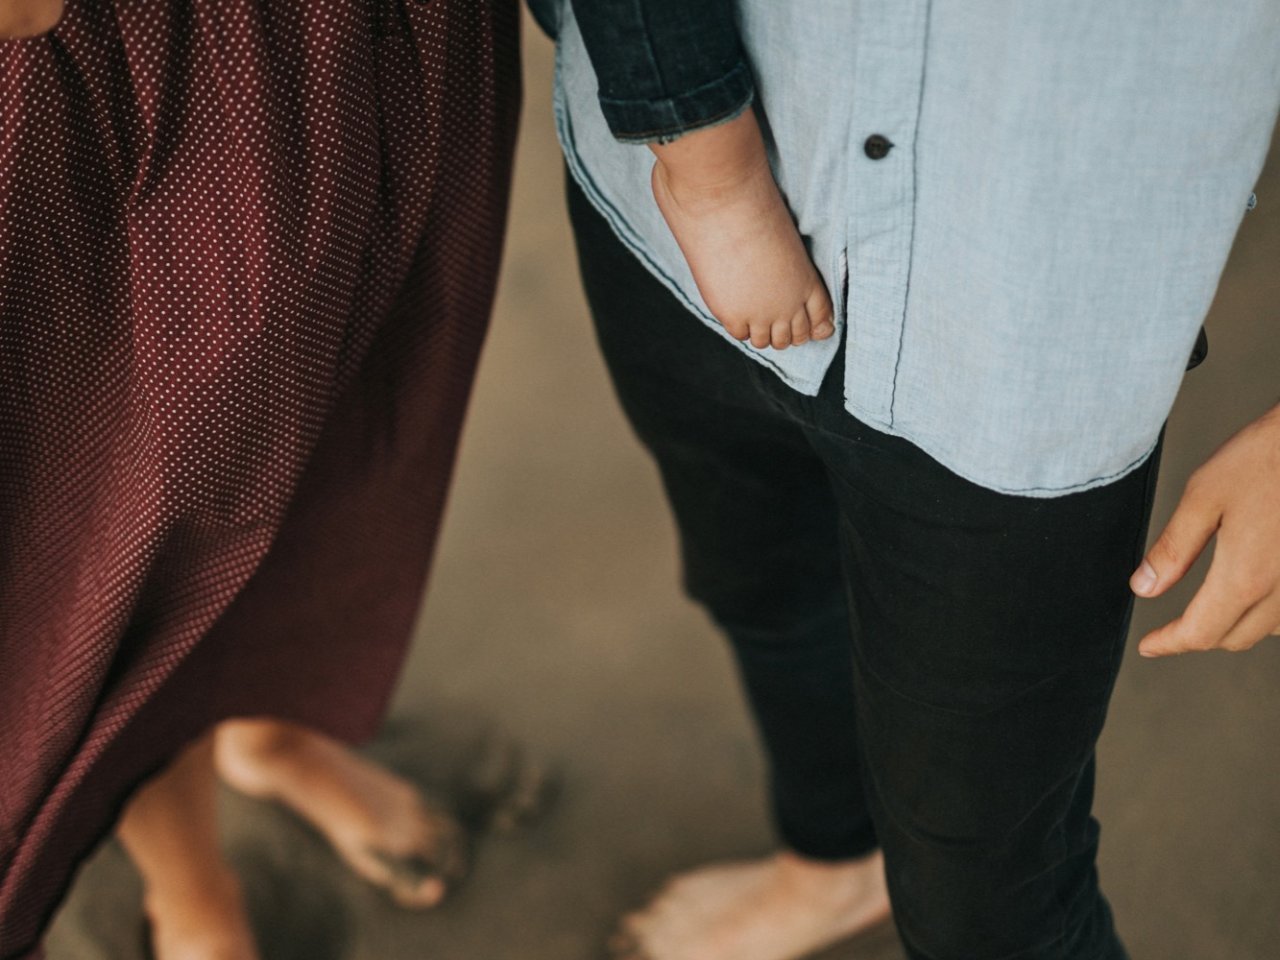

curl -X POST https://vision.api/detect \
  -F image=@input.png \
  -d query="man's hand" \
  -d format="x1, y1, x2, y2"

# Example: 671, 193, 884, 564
1133, 403, 1280, 656
0, 0, 63, 40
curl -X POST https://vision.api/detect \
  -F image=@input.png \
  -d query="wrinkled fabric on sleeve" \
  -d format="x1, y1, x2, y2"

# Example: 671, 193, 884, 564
568, 0, 754, 144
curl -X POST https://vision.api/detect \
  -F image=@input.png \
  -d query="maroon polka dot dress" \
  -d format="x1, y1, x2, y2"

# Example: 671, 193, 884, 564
0, 1, 519, 955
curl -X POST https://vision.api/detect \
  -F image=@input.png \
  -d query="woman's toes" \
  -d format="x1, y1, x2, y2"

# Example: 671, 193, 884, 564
488, 760, 560, 833
365, 849, 448, 906
454, 736, 560, 835
347, 801, 469, 908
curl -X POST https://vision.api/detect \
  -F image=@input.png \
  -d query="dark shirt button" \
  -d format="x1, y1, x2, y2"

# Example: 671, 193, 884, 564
864, 134, 893, 160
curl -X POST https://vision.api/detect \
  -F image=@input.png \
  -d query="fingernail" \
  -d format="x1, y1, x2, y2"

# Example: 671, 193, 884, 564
1131, 561, 1158, 595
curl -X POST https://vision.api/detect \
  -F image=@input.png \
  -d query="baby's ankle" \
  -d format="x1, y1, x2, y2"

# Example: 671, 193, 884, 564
653, 149, 773, 216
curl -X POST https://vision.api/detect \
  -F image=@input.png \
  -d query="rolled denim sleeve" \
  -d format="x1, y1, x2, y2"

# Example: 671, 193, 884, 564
568, 0, 755, 144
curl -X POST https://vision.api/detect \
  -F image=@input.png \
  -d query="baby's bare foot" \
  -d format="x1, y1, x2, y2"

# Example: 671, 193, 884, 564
215, 719, 465, 909
610, 850, 891, 960
649, 110, 835, 351
143, 868, 259, 960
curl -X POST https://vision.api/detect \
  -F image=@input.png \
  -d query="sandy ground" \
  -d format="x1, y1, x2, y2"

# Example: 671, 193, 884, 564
48, 13, 1280, 960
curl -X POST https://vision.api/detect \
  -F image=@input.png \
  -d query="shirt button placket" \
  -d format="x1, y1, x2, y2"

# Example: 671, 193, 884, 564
843, 0, 931, 430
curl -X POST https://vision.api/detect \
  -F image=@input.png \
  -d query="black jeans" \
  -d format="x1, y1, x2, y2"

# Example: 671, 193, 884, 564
569, 175, 1162, 960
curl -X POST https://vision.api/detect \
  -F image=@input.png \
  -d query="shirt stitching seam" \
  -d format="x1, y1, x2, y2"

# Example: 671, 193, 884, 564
609, 94, 755, 144
888, 0, 934, 429
807, 418, 1159, 496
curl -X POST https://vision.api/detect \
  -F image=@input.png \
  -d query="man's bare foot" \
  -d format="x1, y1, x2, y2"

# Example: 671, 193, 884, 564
214, 719, 466, 909
143, 867, 259, 960
609, 850, 891, 960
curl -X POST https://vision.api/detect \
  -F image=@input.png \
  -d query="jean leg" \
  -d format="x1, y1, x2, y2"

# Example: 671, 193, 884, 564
567, 176, 876, 859
802, 408, 1160, 959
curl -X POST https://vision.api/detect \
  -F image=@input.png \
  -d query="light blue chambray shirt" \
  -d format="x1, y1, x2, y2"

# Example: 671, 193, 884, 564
546, 0, 1280, 496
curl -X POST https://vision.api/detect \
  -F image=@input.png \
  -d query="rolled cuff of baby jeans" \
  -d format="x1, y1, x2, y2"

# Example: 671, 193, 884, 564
598, 60, 756, 145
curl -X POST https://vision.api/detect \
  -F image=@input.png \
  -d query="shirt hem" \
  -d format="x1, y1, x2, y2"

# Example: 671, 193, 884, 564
844, 408, 1162, 498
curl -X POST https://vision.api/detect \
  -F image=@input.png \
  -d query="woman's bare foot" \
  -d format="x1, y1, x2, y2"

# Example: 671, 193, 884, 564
452, 731, 562, 834
214, 719, 466, 909
119, 738, 261, 960
143, 868, 259, 960
609, 850, 891, 960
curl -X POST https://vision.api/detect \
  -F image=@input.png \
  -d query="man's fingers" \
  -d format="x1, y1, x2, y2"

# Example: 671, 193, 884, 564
1141, 591, 1280, 657
1216, 594, 1280, 653
1131, 480, 1221, 598
1137, 563, 1245, 656
1133, 404, 1280, 656
1136, 618, 1188, 658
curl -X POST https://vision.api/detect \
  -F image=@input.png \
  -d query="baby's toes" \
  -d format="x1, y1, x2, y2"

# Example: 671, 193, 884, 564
714, 313, 750, 341
749, 321, 773, 350
807, 286, 835, 339
790, 307, 811, 345
770, 317, 793, 350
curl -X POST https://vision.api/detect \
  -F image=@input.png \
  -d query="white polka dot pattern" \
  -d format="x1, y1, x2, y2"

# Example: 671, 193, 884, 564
0, 2, 520, 956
